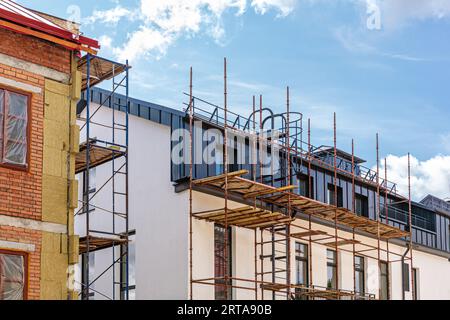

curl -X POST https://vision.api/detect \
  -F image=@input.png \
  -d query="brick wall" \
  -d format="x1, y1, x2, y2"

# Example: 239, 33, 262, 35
0, 63, 44, 221
0, 225, 42, 299
0, 28, 71, 74
0, 30, 74, 300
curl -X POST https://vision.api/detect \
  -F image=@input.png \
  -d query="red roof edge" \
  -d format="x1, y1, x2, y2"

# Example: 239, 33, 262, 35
0, 7, 100, 49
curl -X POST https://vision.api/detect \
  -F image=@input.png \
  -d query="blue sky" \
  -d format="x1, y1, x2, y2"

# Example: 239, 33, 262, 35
17, 0, 450, 199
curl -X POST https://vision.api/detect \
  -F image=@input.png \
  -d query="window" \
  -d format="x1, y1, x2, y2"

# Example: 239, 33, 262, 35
81, 252, 95, 299
295, 243, 309, 300
120, 235, 136, 300
412, 268, 418, 300
0, 89, 29, 168
297, 174, 314, 198
402, 263, 410, 292
354, 256, 365, 297
379, 261, 389, 300
326, 249, 337, 290
0, 250, 27, 300
355, 194, 368, 217
214, 224, 232, 300
327, 184, 343, 207
82, 168, 96, 215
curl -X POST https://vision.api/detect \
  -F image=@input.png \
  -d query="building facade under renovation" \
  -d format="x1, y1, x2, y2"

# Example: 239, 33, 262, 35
2, 0, 448, 302
0, 0, 99, 300
75, 60, 450, 300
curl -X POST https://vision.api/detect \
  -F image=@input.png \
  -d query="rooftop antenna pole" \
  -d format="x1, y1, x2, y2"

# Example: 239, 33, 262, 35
188, 66, 194, 300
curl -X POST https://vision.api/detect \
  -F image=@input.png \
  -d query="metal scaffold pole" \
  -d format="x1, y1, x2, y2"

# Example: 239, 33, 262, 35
351, 139, 356, 299
286, 86, 291, 299
223, 57, 229, 300
84, 52, 91, 300
189, 67, 194, 300
333, 112, 339, 297
77, 54, 131, 300
384, 157, 390, 300
376, 134, 381, 299
307, 119, 313, 289
408, 153, 415, 300
252, 95, 258, 300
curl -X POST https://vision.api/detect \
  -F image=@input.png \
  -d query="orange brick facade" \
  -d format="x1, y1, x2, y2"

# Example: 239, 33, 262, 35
0, 63, 44, 221
0, 27, 71, 74
0, 34, 72, 299
0, 225, 41, 299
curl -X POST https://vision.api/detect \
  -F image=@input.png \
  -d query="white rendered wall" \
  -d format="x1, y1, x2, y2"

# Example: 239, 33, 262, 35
76, 105, 450, 300
76, 105, 188, 300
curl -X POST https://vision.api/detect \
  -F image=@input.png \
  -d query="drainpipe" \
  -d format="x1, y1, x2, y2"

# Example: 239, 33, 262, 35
401, 243, 410, 300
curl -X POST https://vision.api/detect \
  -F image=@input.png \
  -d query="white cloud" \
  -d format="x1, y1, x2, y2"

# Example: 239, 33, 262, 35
377, 0, 450, 29
251, 0, 297, 17
98, 35, 113, 49
334, 26, 426, 61
440, 132, 450, 153
376, 154, 450, 201
85, 6, 135, 25
113, 27, 173, 62
89, 0, 297, 62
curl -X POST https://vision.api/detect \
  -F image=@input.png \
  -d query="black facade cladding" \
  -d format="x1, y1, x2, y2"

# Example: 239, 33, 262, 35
80, 87, 450, 254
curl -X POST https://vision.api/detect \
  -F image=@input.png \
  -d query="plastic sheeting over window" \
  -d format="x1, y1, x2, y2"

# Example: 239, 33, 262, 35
0, 89, 28, 167
4, 91, 28, 166
0, 253, 25, 300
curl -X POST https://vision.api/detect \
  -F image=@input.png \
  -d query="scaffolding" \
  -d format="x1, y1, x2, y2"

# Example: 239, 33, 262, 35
187, 59, 415, 300
75, 54, 131, 300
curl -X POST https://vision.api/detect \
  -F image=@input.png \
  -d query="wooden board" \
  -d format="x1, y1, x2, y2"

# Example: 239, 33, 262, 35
78, 55, 127, 91
323, 239, 361, 247
75, 139, 125, 174
192, 206, 294, 230
79, 235, 127, 254
193, 170, 410, 239
290, 230, 328, 239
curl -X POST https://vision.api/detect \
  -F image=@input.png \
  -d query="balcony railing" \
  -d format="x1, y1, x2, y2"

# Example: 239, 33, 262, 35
380, 206, 435, 231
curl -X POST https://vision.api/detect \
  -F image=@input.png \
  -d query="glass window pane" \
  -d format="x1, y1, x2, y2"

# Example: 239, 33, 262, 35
0, 90, 4, 159
7, 92, 27, 118
326, 250, 337, 289
380, 262, 389, 300
327, 249, 336, 263
327, 266, 336, 289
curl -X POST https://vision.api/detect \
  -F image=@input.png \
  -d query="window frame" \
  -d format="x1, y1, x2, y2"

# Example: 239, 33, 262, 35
354, 255, 365, 297
355, 194, 369, 217
297, 174, 314, 199
0, 85, 32, 172
214, 224, 232, 300
295, 242, 309, 286
379, 260, 389, 300
327, 183, 343, 207
412, 268, 419, 300
0, 249, 29, 300
120, 231, 136, 300
326, 249, 337, 290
